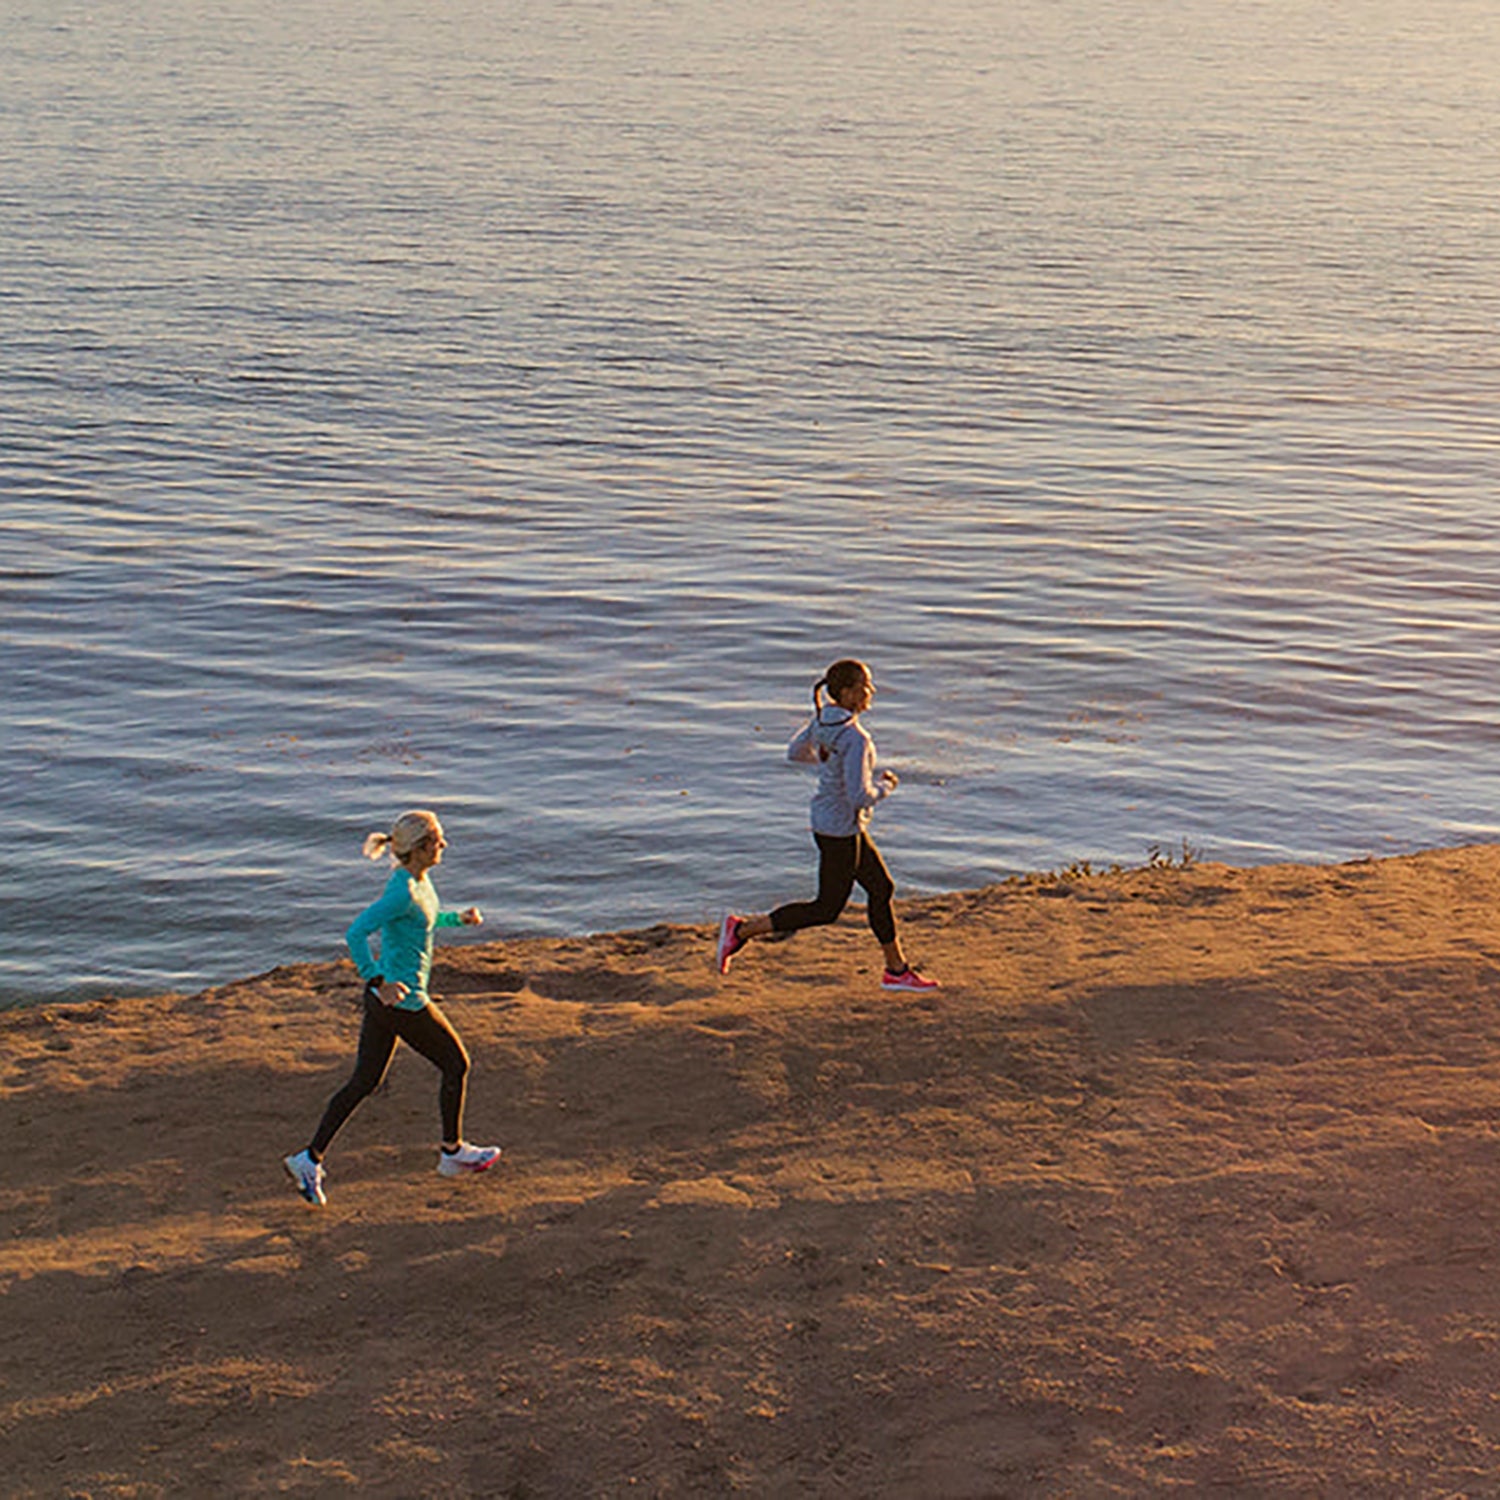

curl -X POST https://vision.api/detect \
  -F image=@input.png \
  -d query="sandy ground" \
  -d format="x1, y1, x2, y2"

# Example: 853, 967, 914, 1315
6, 845, 1500, 1497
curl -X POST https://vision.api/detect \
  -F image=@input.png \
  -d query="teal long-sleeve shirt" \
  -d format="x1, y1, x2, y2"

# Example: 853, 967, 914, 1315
346, 866, 464, 1011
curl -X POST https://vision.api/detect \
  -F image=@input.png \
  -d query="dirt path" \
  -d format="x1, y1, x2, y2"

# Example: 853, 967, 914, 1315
6, 846, 1500, 1496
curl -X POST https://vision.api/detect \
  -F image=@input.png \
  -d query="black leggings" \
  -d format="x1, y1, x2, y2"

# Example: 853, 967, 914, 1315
770, 830, 897, 946
310, 989, 470, 1155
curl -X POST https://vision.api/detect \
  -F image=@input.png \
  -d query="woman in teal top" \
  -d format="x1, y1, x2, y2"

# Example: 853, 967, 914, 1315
345, 845, 467, 1012
283, 809, 501, 1207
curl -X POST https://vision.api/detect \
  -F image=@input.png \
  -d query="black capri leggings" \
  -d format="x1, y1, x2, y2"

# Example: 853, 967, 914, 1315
311, 988, 470, 1154
770, 830, 897, 946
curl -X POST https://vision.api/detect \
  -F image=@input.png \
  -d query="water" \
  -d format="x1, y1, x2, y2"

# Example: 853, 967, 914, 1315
4, 0, 1499, 1005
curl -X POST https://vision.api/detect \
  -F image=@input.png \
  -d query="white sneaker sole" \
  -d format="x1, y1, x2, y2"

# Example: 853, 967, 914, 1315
437, 1149, 502, 1178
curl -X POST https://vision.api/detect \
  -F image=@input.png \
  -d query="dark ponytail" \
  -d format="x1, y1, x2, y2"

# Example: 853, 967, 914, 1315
811, 675, 832, 757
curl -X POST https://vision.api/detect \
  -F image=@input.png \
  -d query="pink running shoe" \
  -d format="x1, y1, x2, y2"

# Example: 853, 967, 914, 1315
716, 914, 747, 975
881, 966, 940, 992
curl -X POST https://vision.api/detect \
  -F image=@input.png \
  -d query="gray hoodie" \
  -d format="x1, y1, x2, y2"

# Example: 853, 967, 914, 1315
786, 706, 892, 837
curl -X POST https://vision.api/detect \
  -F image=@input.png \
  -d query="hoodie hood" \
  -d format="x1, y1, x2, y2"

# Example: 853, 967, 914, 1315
812, 705, 856, 755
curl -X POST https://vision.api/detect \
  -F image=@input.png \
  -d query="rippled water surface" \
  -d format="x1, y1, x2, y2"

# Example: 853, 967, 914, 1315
4, 0, 1499, 1003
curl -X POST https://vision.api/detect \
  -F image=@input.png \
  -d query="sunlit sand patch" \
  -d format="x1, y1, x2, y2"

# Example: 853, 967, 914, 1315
649, 1175, 756, 1210
221, 1251, 302, 1275
1, 1358, 321, 1427
0, 1214, 277, 1281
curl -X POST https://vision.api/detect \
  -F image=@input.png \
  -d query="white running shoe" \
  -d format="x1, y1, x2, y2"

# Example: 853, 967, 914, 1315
283, 1149, 327, 1206
437, 1142, 502, 1177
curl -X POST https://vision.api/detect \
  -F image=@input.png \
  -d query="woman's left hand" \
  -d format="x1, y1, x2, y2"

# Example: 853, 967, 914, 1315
460, 907, 484, 926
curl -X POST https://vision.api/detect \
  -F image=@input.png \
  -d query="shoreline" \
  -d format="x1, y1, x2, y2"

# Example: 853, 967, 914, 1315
6, 838, 1483, 1017
7, 844, 1500, 1495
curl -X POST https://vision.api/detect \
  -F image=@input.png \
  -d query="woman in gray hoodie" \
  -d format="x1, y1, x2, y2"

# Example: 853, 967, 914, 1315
716, 658, 939, 992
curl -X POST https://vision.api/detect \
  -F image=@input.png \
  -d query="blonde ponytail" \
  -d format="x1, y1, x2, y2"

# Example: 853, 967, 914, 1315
362, 831, 393, 861
361, 809, 442, 863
